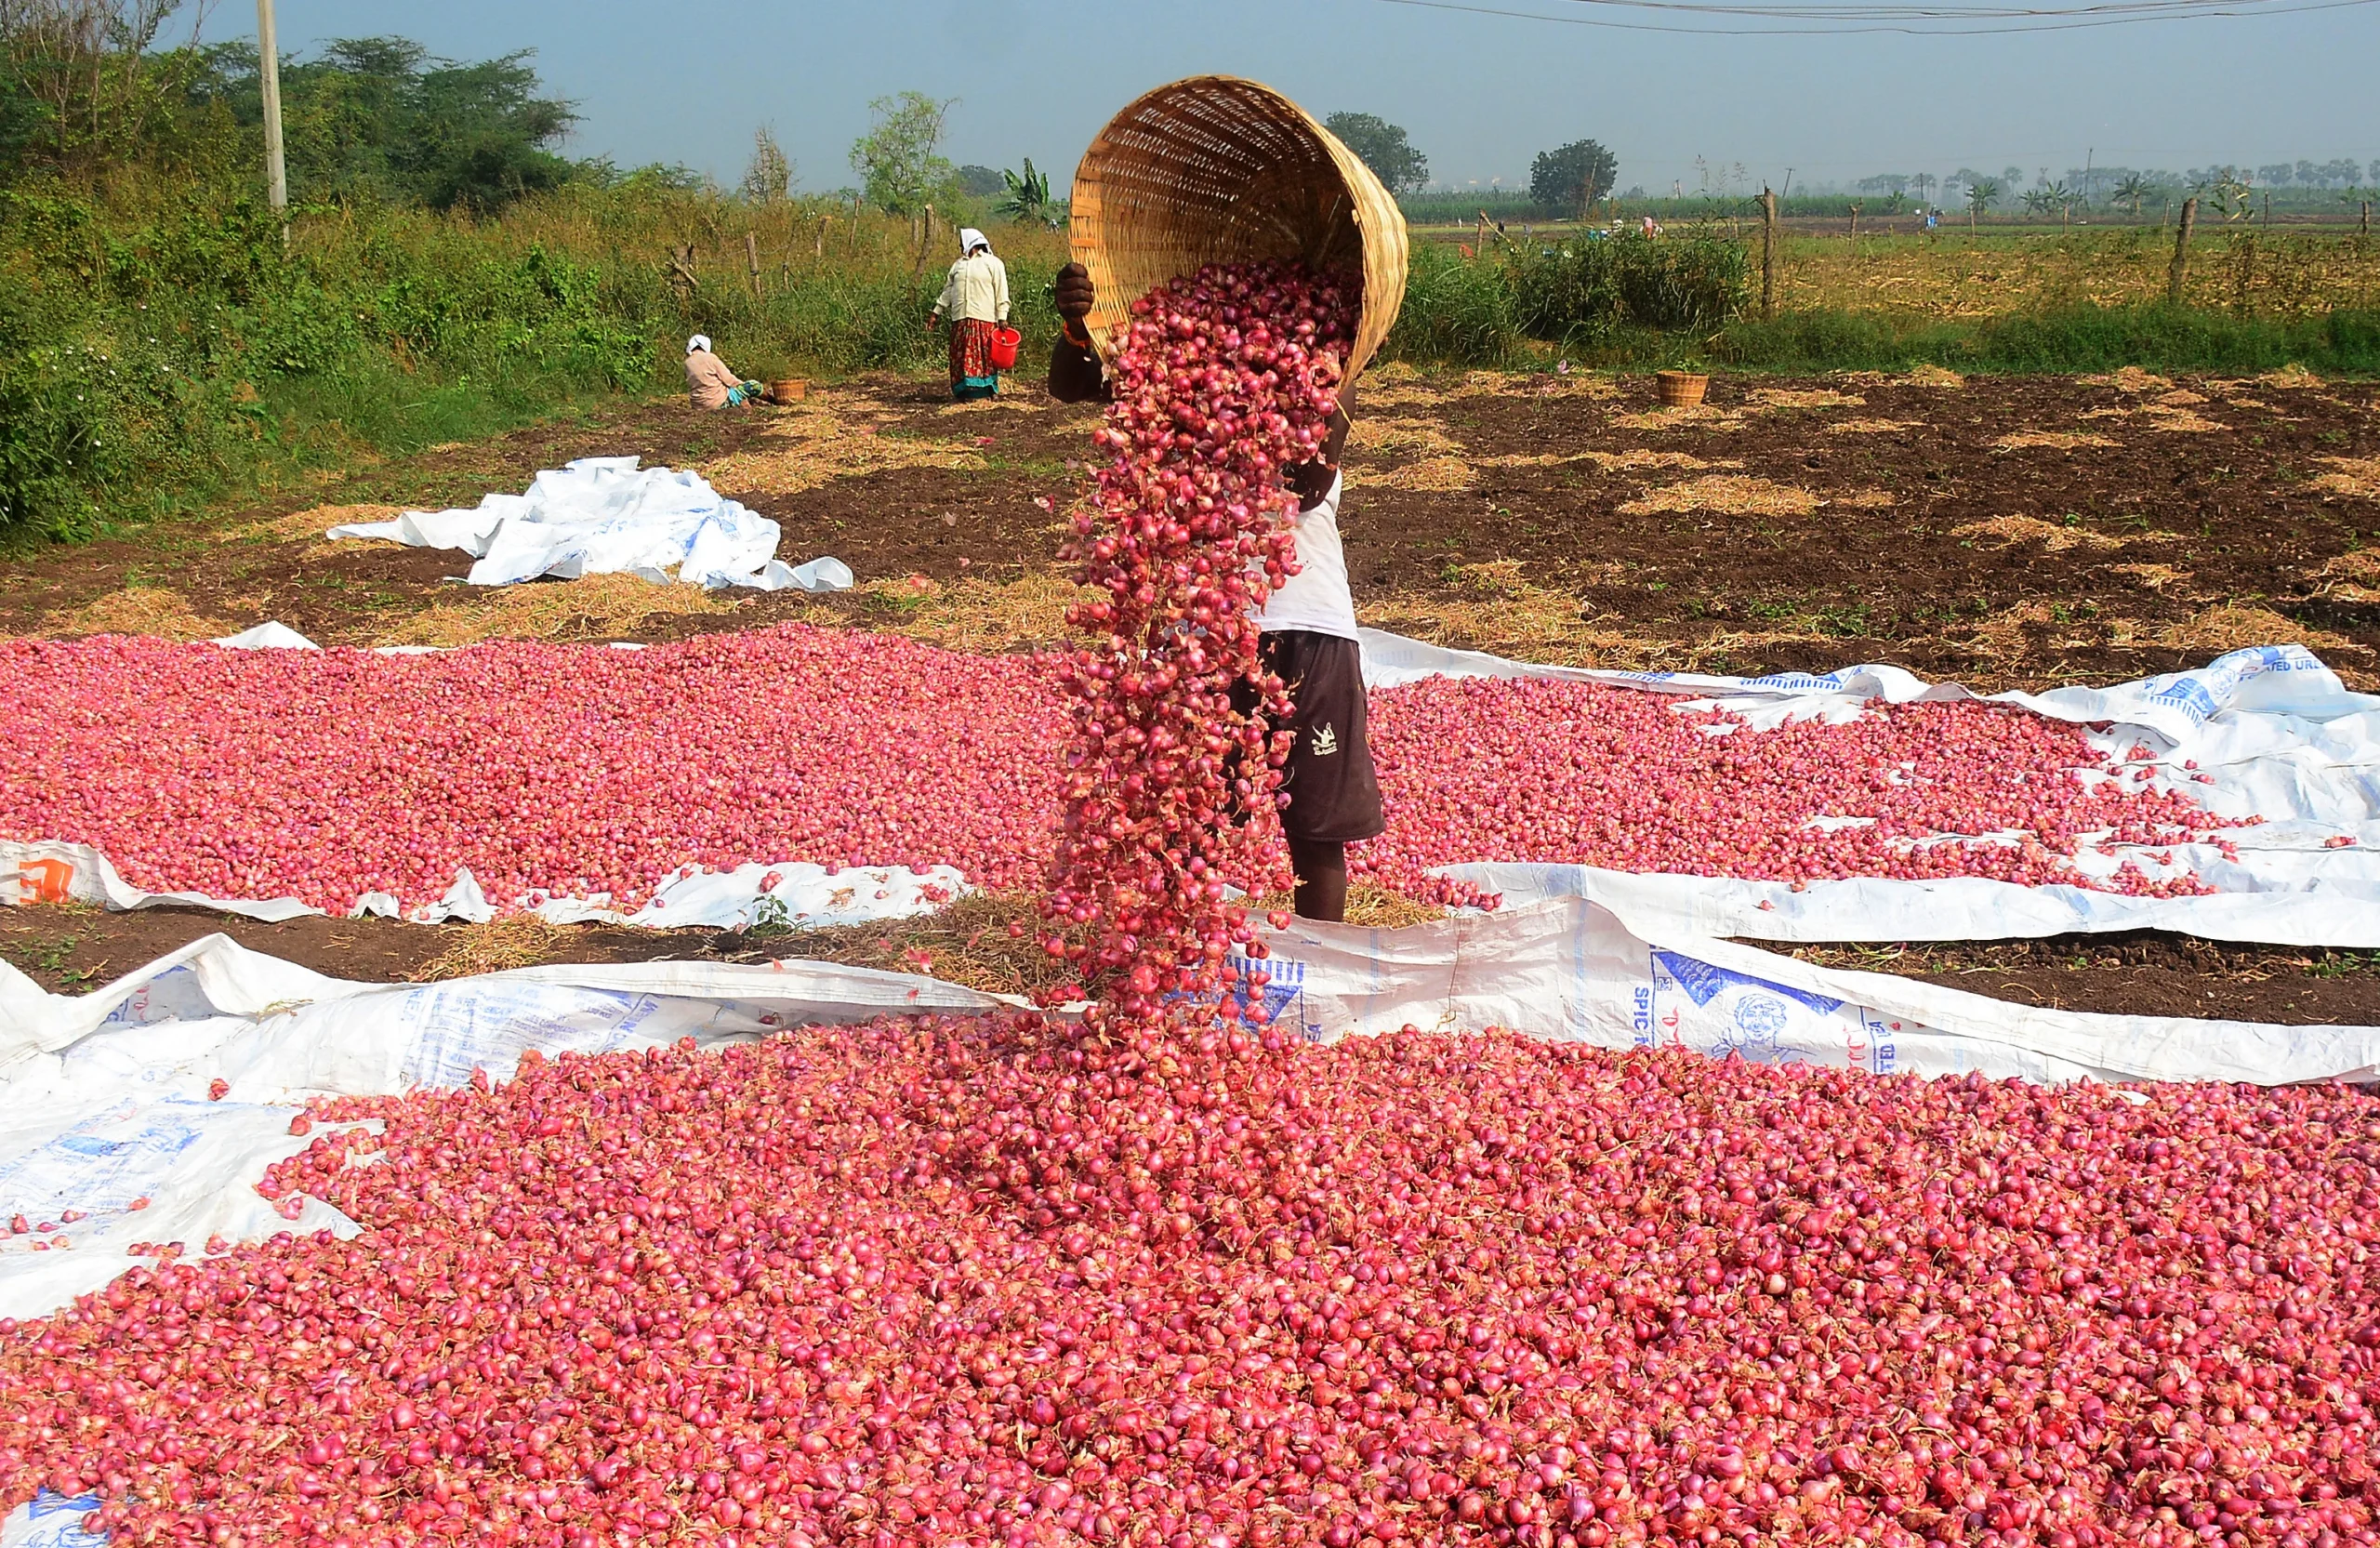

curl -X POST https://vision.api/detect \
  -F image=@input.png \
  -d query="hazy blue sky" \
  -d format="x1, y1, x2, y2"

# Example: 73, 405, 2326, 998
218, 0, 2380, 194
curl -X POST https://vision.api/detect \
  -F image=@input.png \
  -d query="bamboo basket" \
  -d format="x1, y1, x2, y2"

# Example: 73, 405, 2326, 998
766, 378, 808, 404
1068, 76, 1408, 388
1656, 370, 1710, 408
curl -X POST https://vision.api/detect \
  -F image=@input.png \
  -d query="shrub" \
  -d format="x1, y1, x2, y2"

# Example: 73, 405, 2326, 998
1510, 231, 1749, 341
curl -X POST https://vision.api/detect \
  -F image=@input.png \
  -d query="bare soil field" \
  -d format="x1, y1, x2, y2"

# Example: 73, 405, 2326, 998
8, 364, 2380, 1020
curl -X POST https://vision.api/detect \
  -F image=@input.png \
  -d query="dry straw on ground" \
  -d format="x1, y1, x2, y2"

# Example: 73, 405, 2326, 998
1993, 430, 2120, 452
1360, 561, 1646, 668
2313, 457, 2380, 499
2083, 367, 2175, 393
2319, 549, 2380, 600
1349, 417, 1465, 456
2258, 364, 2324, 389
1619, 476, 1825, 518
2143, 407, 2228, 434
231, 503, 402, 545
1577, 450, 1728, 472
38, 588, 236, 641
1902, 364, 1966, 389
825, 571, 1091, 654
1828, 418, 1924, 435
2155, 602, 2360, 656
702, 399, 985, 497
2109, 562, 2192, 591
1746, 388, 1866, 412
1954, 516, 2130, 553
404, 916, 565, 982
369, 573, 741, 648
1610, 406, 1749, 432
1357, 456, 1478, 493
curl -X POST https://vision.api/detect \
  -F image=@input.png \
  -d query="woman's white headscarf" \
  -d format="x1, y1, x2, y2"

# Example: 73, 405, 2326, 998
959, 228, 991, 257
686, 334, 712, 355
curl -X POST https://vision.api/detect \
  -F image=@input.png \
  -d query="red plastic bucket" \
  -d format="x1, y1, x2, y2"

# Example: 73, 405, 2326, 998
988, 325, 1022, 371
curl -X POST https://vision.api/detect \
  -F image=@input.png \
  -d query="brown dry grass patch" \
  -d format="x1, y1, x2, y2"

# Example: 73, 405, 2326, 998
404, 916, 564, 981
1609, 405, 1749, 432
2083, 367, 2175, 393
1828, 418, 1924, 435
1902, 364, 1965, 389
786, 890, 1069, 999
2153, 389, 2209, 407
818, 570, 1089, 654
372, 573, 742, 647
1620, 476, 1824, 517
2154, 602, 2359, 656
2311, 456, 2380, 499
2258, 364, 2324, 389
1746, 388, 1866, 412
1355, 455, 1476, 494
1350, 417, 1464, 456
1954, 516, 2129, 553
232, 503, 402, 545
2109, 562, 2192, 591
2319, 549, 2380, 601
702, 398, 984, 497
38, 588, 236, 641
1993, 430, 2120, 452
1836, 490, 1897, 509
2144, 407, 2228, 433
1578, 449, 1728, 472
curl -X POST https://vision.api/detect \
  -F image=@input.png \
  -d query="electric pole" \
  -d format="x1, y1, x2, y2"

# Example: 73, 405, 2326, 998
258, 0, 288, 216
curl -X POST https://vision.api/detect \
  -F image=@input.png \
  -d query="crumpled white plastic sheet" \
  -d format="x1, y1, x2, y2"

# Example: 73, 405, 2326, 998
325, 456, 853, 592
1360, 629, 2380, 946
0, 838, 968, 932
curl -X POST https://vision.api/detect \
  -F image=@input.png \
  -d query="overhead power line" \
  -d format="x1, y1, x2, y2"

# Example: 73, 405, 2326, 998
1378, 0, 2377, 33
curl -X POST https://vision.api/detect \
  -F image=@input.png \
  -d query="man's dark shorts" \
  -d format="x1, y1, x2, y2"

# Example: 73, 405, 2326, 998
1229, 629, 1385, 843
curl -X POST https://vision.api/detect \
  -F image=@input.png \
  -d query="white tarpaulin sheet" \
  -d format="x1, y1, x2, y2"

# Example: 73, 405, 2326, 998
325, 456, 853, 592
0, 839, 969, 932
1360, 630, 2380, 946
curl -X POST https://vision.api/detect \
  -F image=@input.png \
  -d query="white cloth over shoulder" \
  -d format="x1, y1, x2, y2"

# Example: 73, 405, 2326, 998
326, 457, 852, 593
1254, 472, 1360, 642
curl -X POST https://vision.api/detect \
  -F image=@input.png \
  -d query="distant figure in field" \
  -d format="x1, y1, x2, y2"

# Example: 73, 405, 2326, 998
684, 335, 762, 411
930, 228, 1012, 402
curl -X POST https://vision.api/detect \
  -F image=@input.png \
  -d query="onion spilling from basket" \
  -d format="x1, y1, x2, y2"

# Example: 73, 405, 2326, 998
1042, 259, 1356, 1028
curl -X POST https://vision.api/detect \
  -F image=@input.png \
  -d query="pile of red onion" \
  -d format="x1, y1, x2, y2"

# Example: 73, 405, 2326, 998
1042, 261, 1355, 1022
7, 1019, 2375, 1547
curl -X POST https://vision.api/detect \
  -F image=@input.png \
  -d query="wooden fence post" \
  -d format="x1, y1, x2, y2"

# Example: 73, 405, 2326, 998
2364, 200, 2373, 238
815, 215, 828, 258
2168, 196, 2197, 306
668, 244, 697, 300
744, 232, 762, 297
1847, 202, 1860, 239
1760, 187, 1778, 322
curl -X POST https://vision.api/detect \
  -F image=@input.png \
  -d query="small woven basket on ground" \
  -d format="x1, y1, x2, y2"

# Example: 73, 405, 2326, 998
1068, 75, 1408, 388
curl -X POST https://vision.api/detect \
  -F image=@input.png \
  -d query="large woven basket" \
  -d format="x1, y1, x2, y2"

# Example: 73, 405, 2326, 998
1068, 75, 1408, 388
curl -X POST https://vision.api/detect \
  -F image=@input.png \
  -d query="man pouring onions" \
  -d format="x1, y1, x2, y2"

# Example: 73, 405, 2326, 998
1047, 261, 1382, 924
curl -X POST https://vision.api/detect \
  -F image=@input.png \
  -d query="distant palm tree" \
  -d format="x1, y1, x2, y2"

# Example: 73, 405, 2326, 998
998, 159, 1058, 228
1966, 177, 2001, 231
2111, 174, 2149, 218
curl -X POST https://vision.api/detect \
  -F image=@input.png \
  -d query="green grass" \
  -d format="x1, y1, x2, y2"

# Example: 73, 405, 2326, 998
1712, 304, 2380, 374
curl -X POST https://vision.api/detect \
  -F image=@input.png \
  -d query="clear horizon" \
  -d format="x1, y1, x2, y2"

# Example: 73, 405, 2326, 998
208, 0, 2380, 199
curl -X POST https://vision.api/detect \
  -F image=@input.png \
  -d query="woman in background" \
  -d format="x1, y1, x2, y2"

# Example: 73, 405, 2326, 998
684, 335, 762, 410
930, 229, 1011, 401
